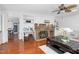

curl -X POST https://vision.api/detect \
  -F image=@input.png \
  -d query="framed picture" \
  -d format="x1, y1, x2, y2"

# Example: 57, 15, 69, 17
24, 18, 34, 23
26, 20, 31, 23
44, 20, 50, 23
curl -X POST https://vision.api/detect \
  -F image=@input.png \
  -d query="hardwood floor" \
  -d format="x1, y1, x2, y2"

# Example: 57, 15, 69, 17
0, 39, 45, 54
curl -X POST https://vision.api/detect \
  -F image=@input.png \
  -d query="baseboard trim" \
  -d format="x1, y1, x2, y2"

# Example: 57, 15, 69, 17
0, 42, 8, 46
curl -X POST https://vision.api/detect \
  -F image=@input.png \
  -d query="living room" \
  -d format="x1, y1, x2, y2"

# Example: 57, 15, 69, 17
0, 4, 79, 54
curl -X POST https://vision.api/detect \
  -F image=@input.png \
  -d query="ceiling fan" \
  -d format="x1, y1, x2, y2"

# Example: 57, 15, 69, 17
52, 4, 77, 14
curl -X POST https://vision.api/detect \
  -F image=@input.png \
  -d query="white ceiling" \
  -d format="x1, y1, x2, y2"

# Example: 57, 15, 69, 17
1, 4, 79, 16
1, 4, 59, 15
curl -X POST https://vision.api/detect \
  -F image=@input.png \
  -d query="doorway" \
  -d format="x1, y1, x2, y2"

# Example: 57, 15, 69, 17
8, 17, 19, 41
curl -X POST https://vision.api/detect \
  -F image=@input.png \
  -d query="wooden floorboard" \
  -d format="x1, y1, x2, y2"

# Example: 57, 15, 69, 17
0, 39, 45, 54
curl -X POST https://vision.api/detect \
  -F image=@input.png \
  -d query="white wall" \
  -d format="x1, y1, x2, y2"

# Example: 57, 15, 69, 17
56, 13, 79, 31
2, 11, 8, 43
19, 15, 24, 40
0, 5, 8, 44
0, 9, 2, 44
34, 16, 54, 24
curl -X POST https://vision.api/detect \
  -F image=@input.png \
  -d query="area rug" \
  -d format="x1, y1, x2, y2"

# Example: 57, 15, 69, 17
39, 45, 71, 54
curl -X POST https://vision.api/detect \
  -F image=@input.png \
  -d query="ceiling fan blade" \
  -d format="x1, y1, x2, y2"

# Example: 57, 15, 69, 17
57, 10, 61, 14
65, 9, 71, 12
67, 4, 77, 9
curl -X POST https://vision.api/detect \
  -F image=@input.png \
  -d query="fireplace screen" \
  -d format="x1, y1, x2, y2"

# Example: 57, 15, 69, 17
39, 31, 48, 39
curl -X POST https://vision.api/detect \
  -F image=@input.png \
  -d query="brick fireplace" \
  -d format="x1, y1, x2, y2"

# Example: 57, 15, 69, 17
35, 23, 54, 39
